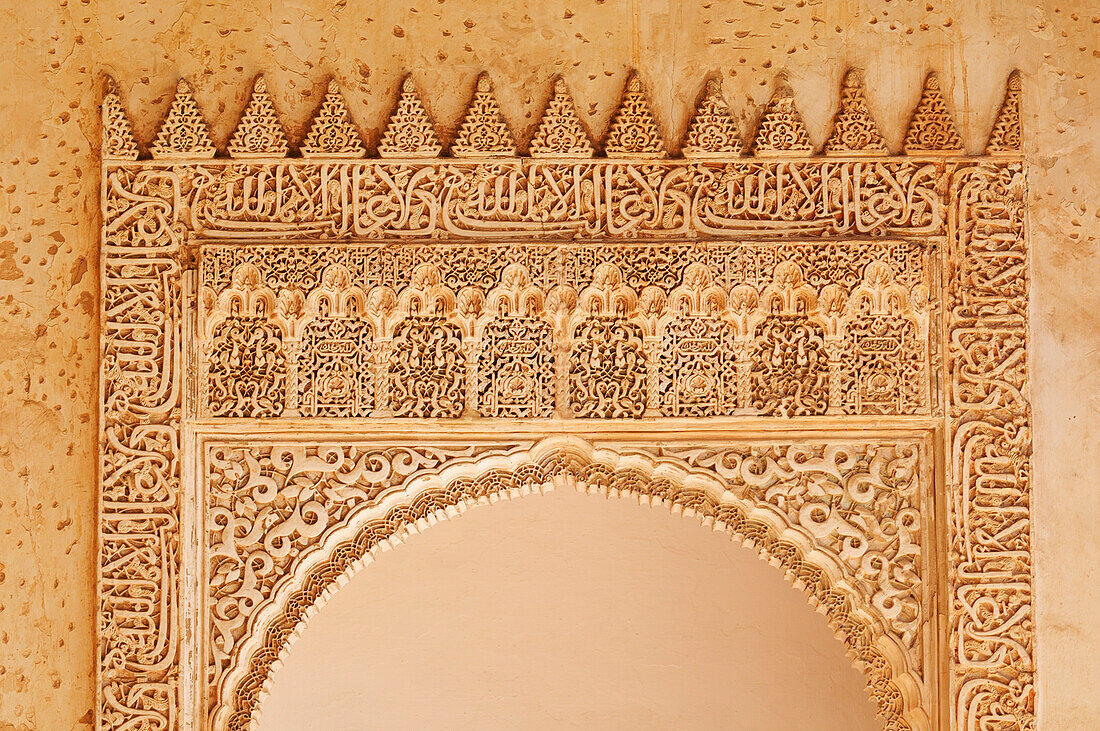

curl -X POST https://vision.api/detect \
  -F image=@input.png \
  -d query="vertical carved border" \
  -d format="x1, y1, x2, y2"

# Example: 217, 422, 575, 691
98, 168, 184, 730
946, 161, 1035, 729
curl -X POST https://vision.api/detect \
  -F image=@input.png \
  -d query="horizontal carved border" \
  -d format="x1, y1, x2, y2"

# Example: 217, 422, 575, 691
106, 159, 958, 241
197, 240, 935, 420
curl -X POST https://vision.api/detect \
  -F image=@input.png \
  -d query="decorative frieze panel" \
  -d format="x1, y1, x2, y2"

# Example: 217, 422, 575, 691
100, 168, 184, 729
98, 69, 1034, 731
197, 242, 935, 420
167, 159, 947, 240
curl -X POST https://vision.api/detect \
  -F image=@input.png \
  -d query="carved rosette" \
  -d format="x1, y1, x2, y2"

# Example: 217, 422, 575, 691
300, 80, 366, 158
102, 78, 139, 161
227, 76, 290, 158
528, 77, 595, 158
150, 79, 216, 158
378, 76, 443, 157
824, 70, 888, 155
904, 73, 963, 154
603, 72, 666, 158
682, 78, 743, 157
753, 76, 813, 155
451, 73, 517, 157
986, 71, 1022, 155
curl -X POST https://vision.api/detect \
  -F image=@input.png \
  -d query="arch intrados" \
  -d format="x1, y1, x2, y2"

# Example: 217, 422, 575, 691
214, 437, 928, 731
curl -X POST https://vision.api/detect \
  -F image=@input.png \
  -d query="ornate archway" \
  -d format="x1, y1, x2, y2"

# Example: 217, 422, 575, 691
209, 437, 928, 730
97, 68, 1033, 730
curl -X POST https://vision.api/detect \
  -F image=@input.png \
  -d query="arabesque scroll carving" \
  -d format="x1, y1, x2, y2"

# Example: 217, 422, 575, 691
98, 68, 1032, 731
208, 437, 929, 731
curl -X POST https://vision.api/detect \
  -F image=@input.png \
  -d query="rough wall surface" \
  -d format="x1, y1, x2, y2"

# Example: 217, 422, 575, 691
0, 0, 1096, 728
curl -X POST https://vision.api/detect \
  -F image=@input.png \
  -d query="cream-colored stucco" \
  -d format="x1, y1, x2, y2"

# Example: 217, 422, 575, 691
0, 1, 1097, 728
258, 487, 880, 731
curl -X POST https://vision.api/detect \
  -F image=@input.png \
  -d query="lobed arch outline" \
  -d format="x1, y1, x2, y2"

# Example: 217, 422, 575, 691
211, 436, 929, 731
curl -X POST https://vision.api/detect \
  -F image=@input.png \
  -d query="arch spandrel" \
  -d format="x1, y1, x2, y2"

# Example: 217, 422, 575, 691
205, 436, 930, 731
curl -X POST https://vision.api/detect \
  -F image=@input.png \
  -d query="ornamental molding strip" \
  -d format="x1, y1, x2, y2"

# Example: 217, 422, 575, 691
98, 69, 1033, 731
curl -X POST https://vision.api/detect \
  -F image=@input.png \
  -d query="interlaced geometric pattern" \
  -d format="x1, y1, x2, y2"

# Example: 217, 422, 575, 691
98, 70, 1033, 731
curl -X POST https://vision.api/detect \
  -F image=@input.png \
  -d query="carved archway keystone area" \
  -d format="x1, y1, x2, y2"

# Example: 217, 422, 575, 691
98, 69, 1033, 730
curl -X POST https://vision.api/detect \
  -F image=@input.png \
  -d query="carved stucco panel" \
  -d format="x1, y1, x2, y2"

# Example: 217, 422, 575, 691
97, 69, 1033, 731
204, 437, 931, 731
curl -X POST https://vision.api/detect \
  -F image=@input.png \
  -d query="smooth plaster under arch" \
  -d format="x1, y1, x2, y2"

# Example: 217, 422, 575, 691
212, 437, 928, 731
256, 485, 882, 730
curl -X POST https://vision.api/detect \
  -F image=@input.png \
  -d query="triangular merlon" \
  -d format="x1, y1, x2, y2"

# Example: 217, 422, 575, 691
227, 76, 290, 158
451, 73, 517, 158
824, 70, 888, 155
753, 75, 812, 155
150, 79, 216, 159
378, 76, 443, 158
102, 77, 139, 161
903, 72, 963, 154
603, 71, 666, 158
681, 77, 743, 157
301, 80, 366, 158
986, 70, 1022, 155
529, 77, 594, 158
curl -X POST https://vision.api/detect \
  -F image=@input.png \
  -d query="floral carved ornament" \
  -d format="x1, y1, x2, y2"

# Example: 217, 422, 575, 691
98, 68, 1032, 730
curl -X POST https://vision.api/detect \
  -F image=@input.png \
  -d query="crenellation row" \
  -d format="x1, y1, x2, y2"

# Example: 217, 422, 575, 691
102, 68, 1022, 162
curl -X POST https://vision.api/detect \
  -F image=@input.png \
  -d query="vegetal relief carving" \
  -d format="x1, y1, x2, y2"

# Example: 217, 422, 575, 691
204, 443, 497, 704
206, 438, 929, 731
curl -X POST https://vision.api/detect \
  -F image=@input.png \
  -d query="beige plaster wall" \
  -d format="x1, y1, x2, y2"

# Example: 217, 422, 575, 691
258, 488, 879, 730
0, 0, 1096, 728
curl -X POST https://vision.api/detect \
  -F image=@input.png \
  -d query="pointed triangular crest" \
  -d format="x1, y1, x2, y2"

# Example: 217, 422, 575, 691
681, 78, 742, 158
102, 77, 139, 161
528, 77, 594, 158
824, 70, 888, 155
150, 79, 216, 159
603, 71, 666, 158
752, 75, 812, 155
903, 72, 963, 154
451, 73, 517, 157
986, 70, 1022, 155
300, 80, 366, 158
227, 76, 290, 158
378, 76, 443, 158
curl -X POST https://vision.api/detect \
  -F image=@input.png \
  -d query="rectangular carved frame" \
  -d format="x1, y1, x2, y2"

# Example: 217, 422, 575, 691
98, 71, 1033, 730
